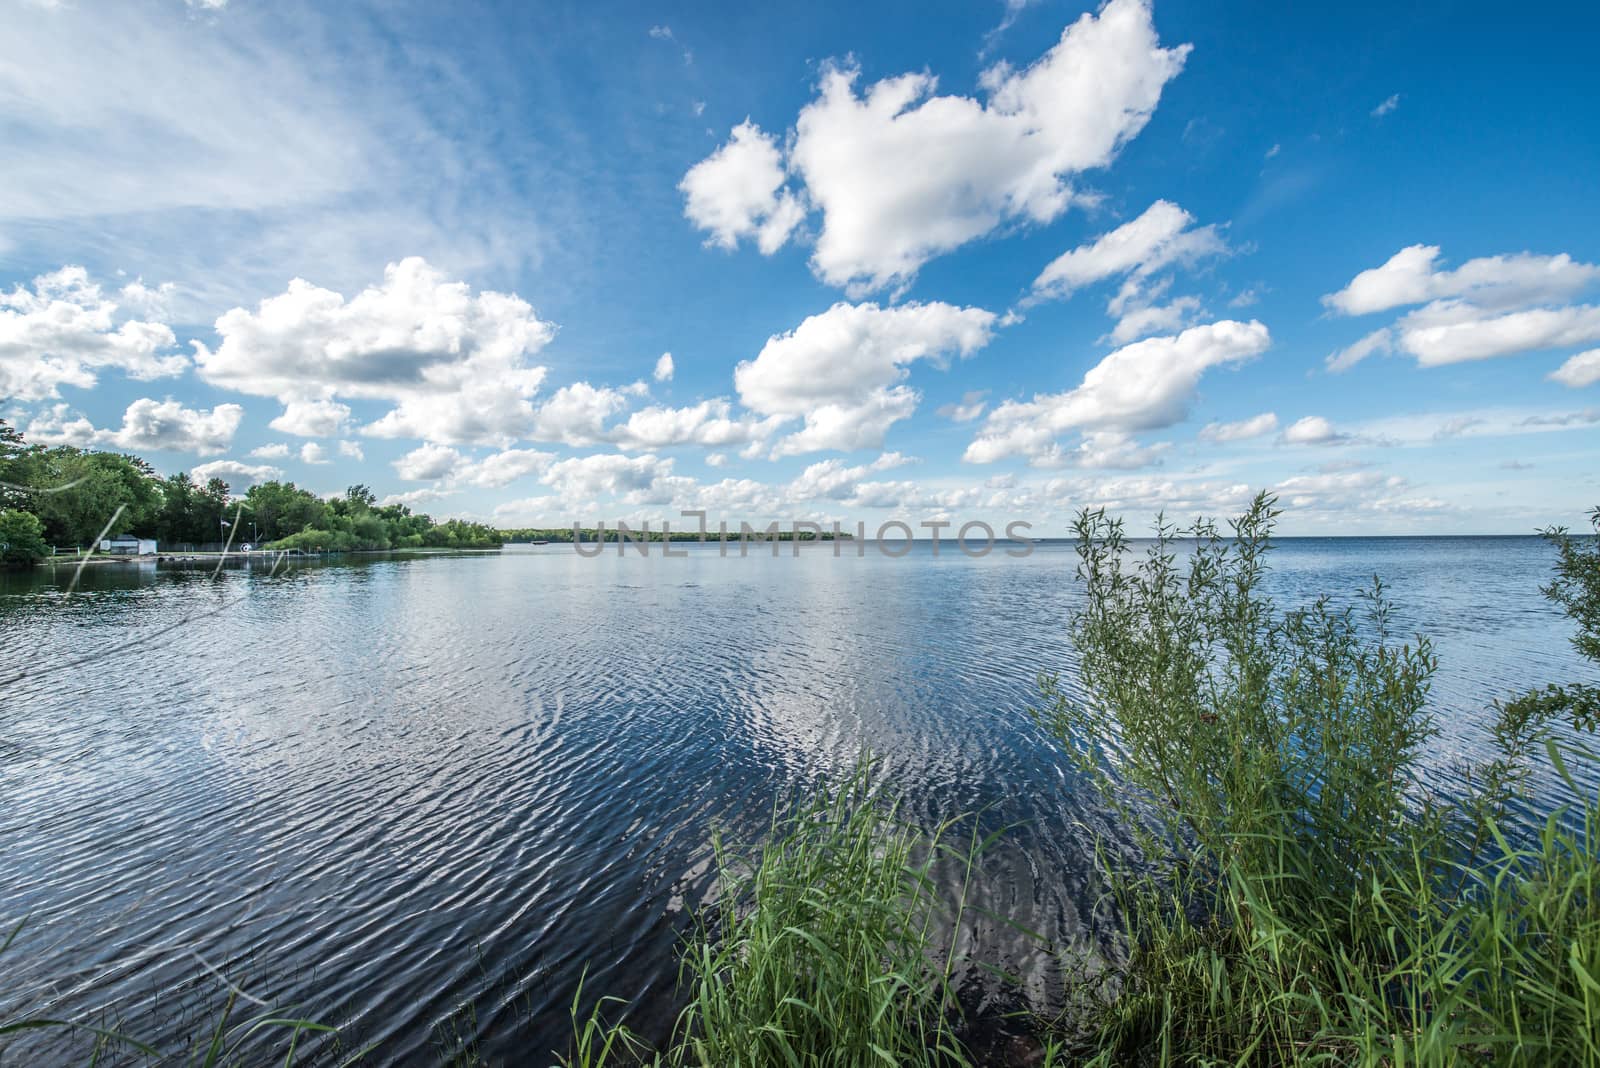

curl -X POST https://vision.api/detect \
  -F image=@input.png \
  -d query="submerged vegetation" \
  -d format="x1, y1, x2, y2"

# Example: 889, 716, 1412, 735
4, 496, 1598, 1064
564, 764, 989, 1068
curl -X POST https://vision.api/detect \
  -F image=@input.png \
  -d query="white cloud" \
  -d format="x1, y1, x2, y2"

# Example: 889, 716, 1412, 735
1325, 327, 1395, 373
1400, 304, 1600, 367
965, 319, 1270, 464
686, 0, 1189, 294
1032, 200, 1226, 302
491, 495, 562, 523
735, 301, 997, 456
1323, 245, 1600, 317
1, 2, 545, 318
936, 390, 989, 423
1550, 349, 1600, 388
1323, 245, 1600, 372
454, 448, 554, 489
1279, 415, 1349, 446
787, 452, 912, 501
653, 352, 675, 382
541, 452, 680, 505
191, 459, 281, 489
337, 439, 364, 460
610, 399, 778, 451
1199, 411, 1277, 443
251, 442, 291, 459
25, 397, 241, 455
393, 442, 464, 481
299, 441, 330, 464
524, 382, 632, 447
679, 121, 805, 255
382, 487, 455, 509
269, 399, 351, 437
0, 266, 186, 401
1030, 201, 1224, 343
196, 258, 558, 447
1371, 94, 1400, 118
1106, 296, 1204, 344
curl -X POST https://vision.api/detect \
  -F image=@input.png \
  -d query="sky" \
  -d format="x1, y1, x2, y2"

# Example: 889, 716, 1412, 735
3, 0, 1598, 536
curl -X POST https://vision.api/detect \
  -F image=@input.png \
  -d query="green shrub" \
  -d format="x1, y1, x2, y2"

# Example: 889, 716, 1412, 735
1038, 492, 1600, 1065
0, 509, 48, 566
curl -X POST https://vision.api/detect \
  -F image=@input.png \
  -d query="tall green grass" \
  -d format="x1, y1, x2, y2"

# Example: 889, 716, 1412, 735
562, 760, 993, 1068
1039, 493, 1600, 1066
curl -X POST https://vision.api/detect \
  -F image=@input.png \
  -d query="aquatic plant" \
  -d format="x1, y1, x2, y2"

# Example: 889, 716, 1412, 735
561, 759, 991, 1068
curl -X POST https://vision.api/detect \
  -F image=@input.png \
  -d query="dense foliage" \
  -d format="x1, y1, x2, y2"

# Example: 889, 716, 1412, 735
0, 419, 500, 562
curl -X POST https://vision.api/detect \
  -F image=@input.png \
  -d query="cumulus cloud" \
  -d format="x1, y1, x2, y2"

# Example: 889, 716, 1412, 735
191, 459, 281, 489
1199, 411, 1277, 443
251, 442, 291, 459
382, 487, 455, 509
1279, 415, 1350, 446
25, 397, 241, 455
965, 319, 1270, 465
393, 442, 464, 481
1550, 349, 1600, 388
0, 266, 186, 401
524, 382, 632, 447
653, 352, 675, 382
299, 442, 330, 464
541, 452, 681, 505
337, 439, 364, 460
195, 258, 558, 446
1323, 245, 1600, 371
787, 452, 913, 501
735, 301, 997, 456
679, 121, 805, 255
610, 399, 779, 451
683, 0, 1189, 294
1324, 245, 1600, 318
269, 399, 351, 437
454, 448, 554, 489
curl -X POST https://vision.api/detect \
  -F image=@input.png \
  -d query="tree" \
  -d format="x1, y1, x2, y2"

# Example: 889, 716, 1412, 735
27, 449, 162, 547
0, 419, 44, 511
243, 480, 328, 541
0, 509, 48, 566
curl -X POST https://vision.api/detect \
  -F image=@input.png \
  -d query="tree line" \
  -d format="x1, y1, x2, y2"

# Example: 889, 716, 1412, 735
0, 419, 500, 565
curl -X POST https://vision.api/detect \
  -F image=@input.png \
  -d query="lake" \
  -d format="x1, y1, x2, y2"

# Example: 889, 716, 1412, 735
1, 537, 1595, 1063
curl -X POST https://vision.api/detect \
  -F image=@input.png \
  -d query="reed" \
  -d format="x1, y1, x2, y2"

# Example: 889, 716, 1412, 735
562, 760, 992, 1068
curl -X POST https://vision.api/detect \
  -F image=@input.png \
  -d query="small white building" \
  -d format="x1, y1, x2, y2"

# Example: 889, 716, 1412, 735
100, 534, 158, 555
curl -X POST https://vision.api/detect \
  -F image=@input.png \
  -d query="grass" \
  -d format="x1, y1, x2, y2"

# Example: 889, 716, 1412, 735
561, 760, 997, 1068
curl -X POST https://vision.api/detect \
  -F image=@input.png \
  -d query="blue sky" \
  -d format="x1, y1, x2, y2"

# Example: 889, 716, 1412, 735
3, 0, 1597, 534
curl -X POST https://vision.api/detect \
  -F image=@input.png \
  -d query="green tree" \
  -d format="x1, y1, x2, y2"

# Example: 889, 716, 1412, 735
243, 480, 328, 541
27, 449, 162, 547
0, 509, 49, 566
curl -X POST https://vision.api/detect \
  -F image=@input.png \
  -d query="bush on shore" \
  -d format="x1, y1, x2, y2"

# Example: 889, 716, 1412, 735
1036, 493, 1600, 1066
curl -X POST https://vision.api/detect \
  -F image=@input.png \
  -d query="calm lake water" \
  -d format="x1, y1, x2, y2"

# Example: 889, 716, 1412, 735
2, 537, 1596, 1063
